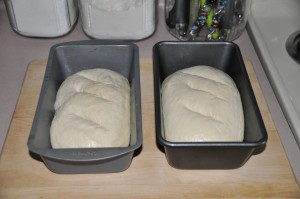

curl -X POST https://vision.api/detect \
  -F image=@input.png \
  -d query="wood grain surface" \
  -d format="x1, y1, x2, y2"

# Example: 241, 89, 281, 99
0, 59, 299, 198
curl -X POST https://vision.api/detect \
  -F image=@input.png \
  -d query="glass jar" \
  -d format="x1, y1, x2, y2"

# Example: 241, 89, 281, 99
165, 0, 252, 41
4, 0, 78, 37
79, 0, 157, 40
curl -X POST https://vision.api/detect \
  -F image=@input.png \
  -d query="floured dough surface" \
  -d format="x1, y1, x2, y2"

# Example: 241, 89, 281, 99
162, 65, 244, 142
50, 68, 130, 148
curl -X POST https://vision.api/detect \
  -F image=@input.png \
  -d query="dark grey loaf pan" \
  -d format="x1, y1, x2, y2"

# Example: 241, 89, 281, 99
28, 40, 142, 174
153, 41, 268, 169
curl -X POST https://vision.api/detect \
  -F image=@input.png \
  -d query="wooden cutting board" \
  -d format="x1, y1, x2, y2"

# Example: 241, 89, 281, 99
0, 59, 299, 198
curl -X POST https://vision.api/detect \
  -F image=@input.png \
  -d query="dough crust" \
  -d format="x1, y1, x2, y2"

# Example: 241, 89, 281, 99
162, 66, 244, 142
50, 68, 130, 148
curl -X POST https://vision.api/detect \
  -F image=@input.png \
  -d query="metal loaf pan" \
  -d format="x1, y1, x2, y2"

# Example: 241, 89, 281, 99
153, 41, 268, 169
28, 40, 142, 174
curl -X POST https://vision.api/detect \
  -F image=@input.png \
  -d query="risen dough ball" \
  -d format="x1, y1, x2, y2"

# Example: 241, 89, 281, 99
50, 68, 130, 148
162, 65, 244, 142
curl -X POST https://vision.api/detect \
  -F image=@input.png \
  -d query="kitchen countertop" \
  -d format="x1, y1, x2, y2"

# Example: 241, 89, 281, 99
0, 0, 299, 186
248, 0, 300, 147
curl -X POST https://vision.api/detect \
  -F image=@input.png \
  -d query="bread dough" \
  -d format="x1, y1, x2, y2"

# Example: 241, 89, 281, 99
162, 65, 244, 142
50, 68, 130, 148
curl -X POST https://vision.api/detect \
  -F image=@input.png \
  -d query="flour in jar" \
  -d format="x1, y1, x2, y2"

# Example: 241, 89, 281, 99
79, 0, 156, 39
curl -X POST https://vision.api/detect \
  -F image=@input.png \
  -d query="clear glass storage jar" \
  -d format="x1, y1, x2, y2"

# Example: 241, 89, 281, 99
79, 0, 157, 40
165, 0, 252, 41
4, 0, 78, 37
